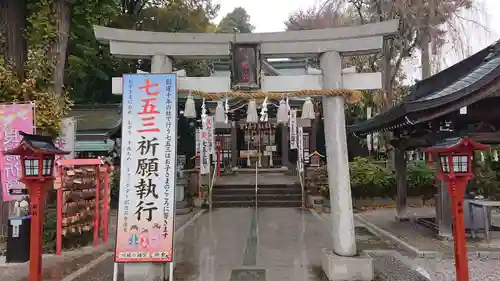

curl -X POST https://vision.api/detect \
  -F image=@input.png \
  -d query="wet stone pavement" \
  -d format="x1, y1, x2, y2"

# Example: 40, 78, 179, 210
74, 208, 400, 281
0, 210, 195, 281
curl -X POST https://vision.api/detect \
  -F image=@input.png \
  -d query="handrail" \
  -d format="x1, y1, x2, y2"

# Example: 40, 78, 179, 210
255, 160, 258, 209
208, 162, 217, 210
297, 164, 305, 209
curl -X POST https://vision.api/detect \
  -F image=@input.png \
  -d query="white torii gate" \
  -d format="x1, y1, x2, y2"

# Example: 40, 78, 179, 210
95, 20, 398, 281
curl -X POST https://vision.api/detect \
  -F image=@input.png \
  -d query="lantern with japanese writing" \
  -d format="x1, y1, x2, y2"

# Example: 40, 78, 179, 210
4, 131, 69, 281
424, 137, 488, 281
230, 43, 261, 90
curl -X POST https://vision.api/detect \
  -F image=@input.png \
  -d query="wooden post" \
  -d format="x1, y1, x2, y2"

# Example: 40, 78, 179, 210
56, 165, 63, 255
395, 147, 408, 220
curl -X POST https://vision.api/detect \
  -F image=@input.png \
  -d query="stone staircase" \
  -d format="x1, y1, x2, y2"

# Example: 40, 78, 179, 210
212, 173, 303, 208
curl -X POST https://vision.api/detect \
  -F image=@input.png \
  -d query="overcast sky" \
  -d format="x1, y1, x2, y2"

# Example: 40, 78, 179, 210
214, 0, 500, 80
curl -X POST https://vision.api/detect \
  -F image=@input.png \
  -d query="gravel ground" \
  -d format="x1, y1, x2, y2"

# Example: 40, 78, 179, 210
413, 257, 500, 281
367, 251, 430, 281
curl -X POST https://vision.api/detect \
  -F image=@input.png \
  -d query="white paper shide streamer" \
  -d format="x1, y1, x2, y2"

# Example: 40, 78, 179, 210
183, 94, 196, 118
201, 98, 207, 127
260, 97, 268, 122
224, 98, 229, 124
301, 97, 315, 119
215, 101, 225, 123
277, 99, 288, 124
246, 99, 258, 123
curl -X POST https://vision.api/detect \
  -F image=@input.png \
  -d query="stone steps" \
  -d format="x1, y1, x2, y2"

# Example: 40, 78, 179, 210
213, 193, 302, 202
212, 183, 303, 208
213, 200, 302, 208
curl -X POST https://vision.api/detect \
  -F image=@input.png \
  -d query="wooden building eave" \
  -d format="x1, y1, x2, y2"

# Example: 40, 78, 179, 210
349, 40, 500, 136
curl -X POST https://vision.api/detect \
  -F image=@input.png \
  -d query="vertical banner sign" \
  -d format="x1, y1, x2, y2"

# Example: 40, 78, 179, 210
55, 117, 76, 161
199, 129, 210, 175
115, 74, 177, 263
0, 103, 34, 201
289, 109, 297, 149
195, 128, 200, 154
204, 116, 215, 155
297, 126, 304, 172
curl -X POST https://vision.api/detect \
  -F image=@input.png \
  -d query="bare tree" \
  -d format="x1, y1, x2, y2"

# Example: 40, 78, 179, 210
285, 0, 487, 109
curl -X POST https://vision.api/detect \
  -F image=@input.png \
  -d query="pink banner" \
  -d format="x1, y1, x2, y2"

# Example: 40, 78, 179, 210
115, 74, 177, 263
0, 103, 35, 201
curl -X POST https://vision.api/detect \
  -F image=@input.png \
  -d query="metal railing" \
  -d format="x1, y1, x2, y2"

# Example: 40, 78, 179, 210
208, 162, 218, 210
297, 163, 306, 209
255, 162, 258, 209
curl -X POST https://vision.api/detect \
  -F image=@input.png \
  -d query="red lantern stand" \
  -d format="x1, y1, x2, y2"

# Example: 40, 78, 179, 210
4, 132, 69, 281
55, 158, 111, 256
425, 137, 488, 281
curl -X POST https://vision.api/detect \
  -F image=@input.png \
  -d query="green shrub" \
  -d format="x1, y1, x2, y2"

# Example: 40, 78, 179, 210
307, 157, 440, 200
349, 157, 394, 198
407, 160, 436, 198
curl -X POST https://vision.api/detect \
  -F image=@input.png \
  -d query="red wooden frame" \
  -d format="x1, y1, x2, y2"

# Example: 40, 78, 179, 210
55, 158, 111, 255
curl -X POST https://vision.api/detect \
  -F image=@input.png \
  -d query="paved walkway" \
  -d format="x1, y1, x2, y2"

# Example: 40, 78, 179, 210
73, 207, 432, 281
358, 207, 500, 254
353, 207, 500, 281
79, 208, 331, 281
1, 210, 197, 281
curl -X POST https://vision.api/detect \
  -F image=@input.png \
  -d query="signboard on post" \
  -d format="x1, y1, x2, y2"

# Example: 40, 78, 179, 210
289, 109, 297, 149
115, 74, 177, 263
199, 129, 210, 175
54, 117, 76, 161
297, 126, 304, 172
0, 103, 34, 201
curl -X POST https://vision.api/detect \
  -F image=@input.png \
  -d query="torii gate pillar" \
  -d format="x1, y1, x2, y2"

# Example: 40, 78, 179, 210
321, 51, 356, 256
320, 51, 373, 280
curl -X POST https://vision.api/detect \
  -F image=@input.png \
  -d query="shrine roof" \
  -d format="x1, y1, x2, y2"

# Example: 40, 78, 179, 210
67, 104, 121, 133
5, 132, 69, 155
349, 40, 500, 135
424, 137, 489, 152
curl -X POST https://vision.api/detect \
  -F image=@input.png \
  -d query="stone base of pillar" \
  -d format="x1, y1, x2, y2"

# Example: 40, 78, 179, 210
176, 200, 193, 215
321, 249, 374, 281
395, 215, 410, 222
123, 263, 166, 281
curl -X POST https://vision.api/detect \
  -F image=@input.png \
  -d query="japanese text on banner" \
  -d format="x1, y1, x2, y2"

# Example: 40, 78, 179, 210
0, 103, 34, 201
297, 126, 304, 172
115, 74, 177, 263
289, 110, 297, 149
203, 116, 215, 155
199, 129, 210, 175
